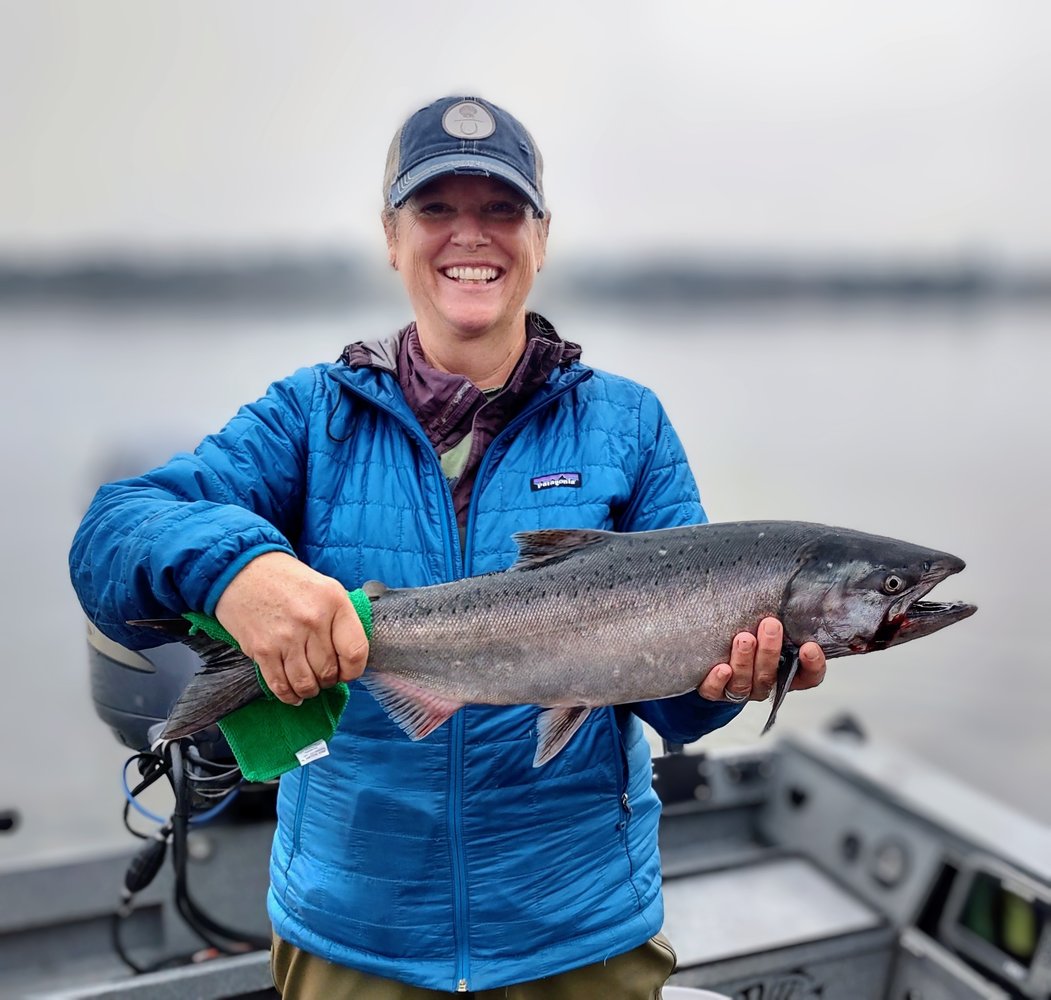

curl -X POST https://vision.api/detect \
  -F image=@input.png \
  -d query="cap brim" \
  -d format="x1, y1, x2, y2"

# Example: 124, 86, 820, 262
390, 153, 544, 216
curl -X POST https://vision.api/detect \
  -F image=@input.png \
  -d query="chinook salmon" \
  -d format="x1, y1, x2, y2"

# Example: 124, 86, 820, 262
141, 521, 975, 766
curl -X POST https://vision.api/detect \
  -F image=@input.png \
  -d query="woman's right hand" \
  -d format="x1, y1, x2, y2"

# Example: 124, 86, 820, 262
214, 551, 369, 705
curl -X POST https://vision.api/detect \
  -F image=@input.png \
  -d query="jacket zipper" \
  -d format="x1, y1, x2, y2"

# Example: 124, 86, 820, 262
334, 365, 592, 992
330, 374, 469, 987
448, 683, 470, 990
424, 458, 471, 993
450, 367, 593, 990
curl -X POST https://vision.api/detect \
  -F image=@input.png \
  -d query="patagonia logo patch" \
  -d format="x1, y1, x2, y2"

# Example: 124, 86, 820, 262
531, 471, 582, 491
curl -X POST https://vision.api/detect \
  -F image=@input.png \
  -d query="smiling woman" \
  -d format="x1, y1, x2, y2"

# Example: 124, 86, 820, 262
380, 96, 551, 388
69, 94, 827, 997
384, 175, 550, 384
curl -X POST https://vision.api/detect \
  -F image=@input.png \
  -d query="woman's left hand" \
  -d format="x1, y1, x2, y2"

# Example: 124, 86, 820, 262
698, 617, 826, 703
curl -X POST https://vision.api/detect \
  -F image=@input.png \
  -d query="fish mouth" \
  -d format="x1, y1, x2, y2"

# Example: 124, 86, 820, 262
870, 558, 977, 649
874, 598, 978, 648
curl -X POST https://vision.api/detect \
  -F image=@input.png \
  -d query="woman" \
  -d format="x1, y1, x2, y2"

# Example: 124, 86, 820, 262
70, 95, 825, 998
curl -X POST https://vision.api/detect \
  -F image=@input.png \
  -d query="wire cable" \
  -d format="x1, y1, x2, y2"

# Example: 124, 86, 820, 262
169, 742, 270, 952
121, 753, 173, 834
112, 739, 268, 973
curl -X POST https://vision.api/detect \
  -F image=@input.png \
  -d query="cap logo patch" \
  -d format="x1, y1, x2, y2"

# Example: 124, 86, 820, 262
442, 101, 496, 140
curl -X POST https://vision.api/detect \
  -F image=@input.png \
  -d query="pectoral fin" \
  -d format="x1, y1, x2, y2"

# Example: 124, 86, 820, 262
761, 645, 801, 736
534, 706, 592, 767
360, 674, 463, 741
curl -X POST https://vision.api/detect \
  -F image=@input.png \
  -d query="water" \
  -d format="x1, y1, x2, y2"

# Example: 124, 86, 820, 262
1, 300, 1048, 867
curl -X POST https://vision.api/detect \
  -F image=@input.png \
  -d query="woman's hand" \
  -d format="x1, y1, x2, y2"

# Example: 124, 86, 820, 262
698, 618, 826, 703
214, 551, 369, 705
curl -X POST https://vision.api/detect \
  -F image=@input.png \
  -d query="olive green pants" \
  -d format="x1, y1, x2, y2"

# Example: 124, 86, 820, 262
271, 932, 677, 999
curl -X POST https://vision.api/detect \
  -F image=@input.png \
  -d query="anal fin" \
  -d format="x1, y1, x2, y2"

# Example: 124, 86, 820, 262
361, 673, 463, 741
534, 706, 592, 767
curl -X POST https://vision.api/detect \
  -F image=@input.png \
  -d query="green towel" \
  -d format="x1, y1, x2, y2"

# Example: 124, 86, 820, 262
183, 589, 373, 783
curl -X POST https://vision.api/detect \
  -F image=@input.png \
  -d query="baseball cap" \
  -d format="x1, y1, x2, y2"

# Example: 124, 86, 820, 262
384, 96, 546, 217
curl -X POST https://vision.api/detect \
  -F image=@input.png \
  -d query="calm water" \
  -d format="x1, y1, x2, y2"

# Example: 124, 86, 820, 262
1, 300, 1048, 867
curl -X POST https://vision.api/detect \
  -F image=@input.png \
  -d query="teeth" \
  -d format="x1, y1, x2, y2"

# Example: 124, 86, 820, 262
444, 266, 499, 282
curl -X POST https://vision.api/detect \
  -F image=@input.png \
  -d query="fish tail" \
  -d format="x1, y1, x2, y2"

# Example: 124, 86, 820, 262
128, 620, 264, 740
160, 643, 264, 738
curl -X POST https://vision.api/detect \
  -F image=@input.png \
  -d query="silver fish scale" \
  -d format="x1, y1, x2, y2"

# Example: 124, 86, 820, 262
364, 522, 818, 708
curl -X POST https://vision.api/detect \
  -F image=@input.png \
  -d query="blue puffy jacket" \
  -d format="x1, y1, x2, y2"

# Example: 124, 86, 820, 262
70, 343, 740, 991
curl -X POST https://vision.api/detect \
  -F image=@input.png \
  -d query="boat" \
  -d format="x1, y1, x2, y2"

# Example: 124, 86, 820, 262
2, 635, 1048, 998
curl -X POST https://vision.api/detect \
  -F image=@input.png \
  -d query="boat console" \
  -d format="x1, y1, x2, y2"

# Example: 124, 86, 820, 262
657, 720, 1051, 998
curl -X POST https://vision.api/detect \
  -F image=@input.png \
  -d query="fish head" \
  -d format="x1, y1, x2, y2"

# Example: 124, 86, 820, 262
781, 529, 977, 658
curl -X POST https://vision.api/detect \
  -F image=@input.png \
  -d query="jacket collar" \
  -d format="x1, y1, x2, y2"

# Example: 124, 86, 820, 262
337, 312, 582, 374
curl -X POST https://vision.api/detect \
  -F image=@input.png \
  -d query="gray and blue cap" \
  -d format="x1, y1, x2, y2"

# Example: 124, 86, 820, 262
385, 96, 546, 217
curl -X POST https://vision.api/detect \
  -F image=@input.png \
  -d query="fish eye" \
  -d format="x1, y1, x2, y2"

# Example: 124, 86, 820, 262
882, 574, 906, 594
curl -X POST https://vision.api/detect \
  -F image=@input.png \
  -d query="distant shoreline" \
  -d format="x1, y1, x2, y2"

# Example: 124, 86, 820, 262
1, 251, 1049, 310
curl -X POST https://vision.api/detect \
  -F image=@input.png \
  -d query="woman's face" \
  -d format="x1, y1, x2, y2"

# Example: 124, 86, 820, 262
385, 175, 549, 346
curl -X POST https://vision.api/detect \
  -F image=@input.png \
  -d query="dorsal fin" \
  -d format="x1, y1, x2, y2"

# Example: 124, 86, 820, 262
509, 529, 613, 571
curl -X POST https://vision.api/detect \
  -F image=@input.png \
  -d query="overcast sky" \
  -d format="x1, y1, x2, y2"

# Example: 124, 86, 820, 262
2, 1, 1049, 262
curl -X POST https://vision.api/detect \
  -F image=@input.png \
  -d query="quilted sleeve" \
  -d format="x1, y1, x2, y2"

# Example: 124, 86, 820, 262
617, 387, 744, 741
69, 366, 323, 648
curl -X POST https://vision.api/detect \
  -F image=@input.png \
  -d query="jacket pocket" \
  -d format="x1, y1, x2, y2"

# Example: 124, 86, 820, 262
290, 768, 311, 857
608, 708, 632, 810
607, 708, 636, 893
